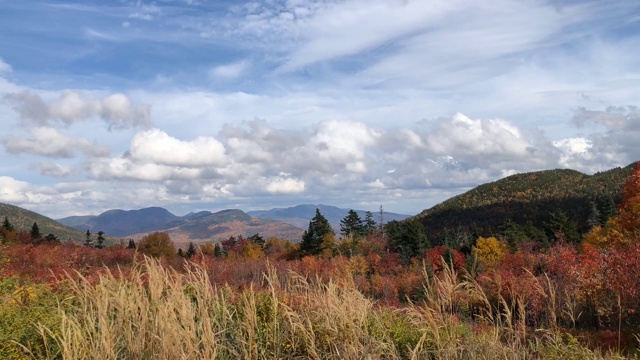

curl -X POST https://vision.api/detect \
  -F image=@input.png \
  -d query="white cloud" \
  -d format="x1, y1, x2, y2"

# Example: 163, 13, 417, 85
3, 127, 110, 158
309, 120, 379, 172
265, 177, 305, 194
278, 0, 451, 71
129, 128, 227, 167
90, 157, 203, 182
0, 176, 57, 204
425, 113, 531, 157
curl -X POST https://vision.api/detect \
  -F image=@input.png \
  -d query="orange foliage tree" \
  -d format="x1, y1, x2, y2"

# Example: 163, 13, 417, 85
584, 163, 640, 247
617, 163, 640, 242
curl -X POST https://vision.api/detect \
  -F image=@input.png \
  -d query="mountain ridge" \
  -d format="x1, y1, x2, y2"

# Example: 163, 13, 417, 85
415, 163, 637, 243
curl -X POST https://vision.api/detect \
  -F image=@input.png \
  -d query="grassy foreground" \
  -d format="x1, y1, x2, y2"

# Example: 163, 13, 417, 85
7, 257, 631, 360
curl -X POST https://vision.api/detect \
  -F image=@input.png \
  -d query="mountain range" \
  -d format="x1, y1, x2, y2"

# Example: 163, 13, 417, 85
54, 204, 410, 247
2, 162, 636, 248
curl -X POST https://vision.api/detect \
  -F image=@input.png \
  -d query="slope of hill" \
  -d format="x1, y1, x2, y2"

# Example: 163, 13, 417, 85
59, 207, 181, 237
248, 204, 410, 231
0, 203, 87, 241
416, 163, 636, 242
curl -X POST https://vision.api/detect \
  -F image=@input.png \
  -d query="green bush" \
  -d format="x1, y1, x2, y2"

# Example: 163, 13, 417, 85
0, 278, 61, 359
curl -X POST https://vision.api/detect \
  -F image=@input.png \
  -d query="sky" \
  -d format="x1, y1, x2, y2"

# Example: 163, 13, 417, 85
0, 0, 639, 218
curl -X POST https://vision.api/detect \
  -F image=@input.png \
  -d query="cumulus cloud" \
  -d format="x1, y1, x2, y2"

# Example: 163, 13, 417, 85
0, 176, 56, 204
3, 110, 630, 217
2, 127, 110, 158
558, 106, 640, 171
265, 177, 305, 194
426, 113, 531, 157
129, 128, 227, 167
308, 120, 379, 173
4, 90, 151, 129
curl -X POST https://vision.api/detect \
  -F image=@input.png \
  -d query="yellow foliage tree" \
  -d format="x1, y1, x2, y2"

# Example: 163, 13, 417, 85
199, 242, 215, 256
138, 232, 176, 258
473, 236, 508, 268
241, 241, 265, 259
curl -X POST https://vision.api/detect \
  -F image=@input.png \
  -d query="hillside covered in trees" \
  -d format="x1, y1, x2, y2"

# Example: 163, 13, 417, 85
416, 163, 636, 245
0, 203, 86, 242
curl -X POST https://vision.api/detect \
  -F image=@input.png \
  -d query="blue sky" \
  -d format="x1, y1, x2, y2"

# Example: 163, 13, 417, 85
1, 0, 639, 218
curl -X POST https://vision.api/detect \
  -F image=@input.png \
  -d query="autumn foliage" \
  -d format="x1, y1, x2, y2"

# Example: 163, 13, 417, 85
2, 168, 640, 359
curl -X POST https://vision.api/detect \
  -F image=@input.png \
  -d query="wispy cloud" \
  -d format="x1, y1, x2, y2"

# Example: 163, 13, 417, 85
0, 0, 639, 217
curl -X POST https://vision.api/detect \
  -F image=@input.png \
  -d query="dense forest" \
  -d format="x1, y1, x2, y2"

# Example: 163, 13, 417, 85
416, 164, 634, 246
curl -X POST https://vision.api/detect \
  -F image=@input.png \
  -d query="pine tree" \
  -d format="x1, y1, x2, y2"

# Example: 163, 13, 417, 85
300, 208, 334, 256
214, 243, 223, 257
45, 233, 59, 244
30, 222, 41, 239
96, 231, 105, 249
364, 211, 377, 234
545, 210, 580, 244
385, 219, 429, 262
598, 195, 617, 225
340, 209, 364, 238
84, 229, 93, 247
587, 201, 601, 228
2, 217, 14, 232
127, 239, 136, 249
185, 242, 196, 258
500, 219, 524, 253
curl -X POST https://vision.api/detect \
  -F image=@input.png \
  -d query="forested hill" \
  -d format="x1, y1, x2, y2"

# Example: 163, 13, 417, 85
416, 162, 637, 243
0, 202, 86, 242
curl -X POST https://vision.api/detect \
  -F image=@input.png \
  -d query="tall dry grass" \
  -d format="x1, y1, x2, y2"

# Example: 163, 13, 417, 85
29, 257, 631, 359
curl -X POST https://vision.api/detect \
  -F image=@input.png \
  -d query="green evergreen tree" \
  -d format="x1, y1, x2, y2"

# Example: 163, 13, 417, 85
500, 219, 524, 253
96, 231, 106, 249
385, 219, 430, 262
213, 242, 223, 257
300, 208, 334, 256
598, 195, 617, 225
2, 217, 14, 232
127, 239, 136, 249
45, 233, 59, 244
364, 211, 377, 234
340, 209, 364, 238
587, 201, 601, 228
84, 229, 93, 247
545, 209, 580, 244
523, 220, 548, 244
185, 242, 196, 258
177, 248, 184, 257
30, 221, 41, 239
